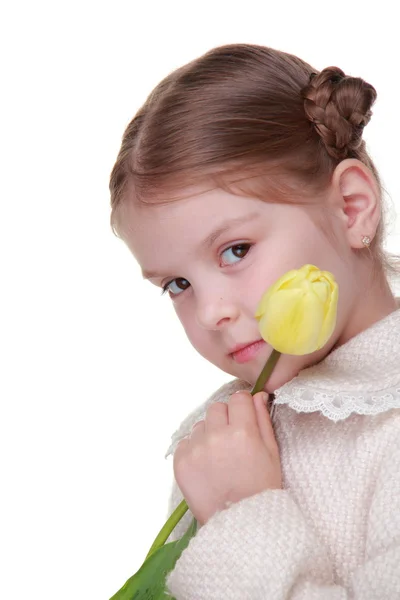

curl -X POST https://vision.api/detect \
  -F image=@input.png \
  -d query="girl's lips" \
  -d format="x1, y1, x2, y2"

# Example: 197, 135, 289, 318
230, 339, 266, 364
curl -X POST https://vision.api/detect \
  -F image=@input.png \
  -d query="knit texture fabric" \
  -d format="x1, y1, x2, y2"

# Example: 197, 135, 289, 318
164, 306, 400, 599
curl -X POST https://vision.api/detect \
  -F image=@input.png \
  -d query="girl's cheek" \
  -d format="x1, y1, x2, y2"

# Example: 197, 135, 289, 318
170, 288, 191, 310
172, 297, 193, 328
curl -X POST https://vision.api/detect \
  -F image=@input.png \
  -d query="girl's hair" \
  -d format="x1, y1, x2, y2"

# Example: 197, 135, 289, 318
109, 43, 397, 275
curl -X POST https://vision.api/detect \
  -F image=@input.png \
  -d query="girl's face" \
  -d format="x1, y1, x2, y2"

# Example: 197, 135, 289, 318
122, 188, 357, 392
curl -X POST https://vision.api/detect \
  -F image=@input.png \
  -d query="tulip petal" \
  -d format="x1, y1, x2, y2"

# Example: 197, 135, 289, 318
255, 269, 299, 319
259, 288, 324, 355
255, 264, 338, 356
311, 281, 329, 305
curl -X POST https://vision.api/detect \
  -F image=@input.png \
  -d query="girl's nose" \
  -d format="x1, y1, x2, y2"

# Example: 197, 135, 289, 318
195, 296, 240, 330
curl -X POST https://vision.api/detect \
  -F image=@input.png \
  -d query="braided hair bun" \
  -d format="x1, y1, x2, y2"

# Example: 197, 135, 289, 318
302, 67, 377, 160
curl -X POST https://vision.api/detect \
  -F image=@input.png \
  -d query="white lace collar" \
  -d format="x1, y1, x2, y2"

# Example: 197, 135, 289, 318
273, 305, 400, 421
166, 305, 400, 457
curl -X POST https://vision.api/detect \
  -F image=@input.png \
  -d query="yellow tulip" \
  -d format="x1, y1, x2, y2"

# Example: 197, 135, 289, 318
255, 265, 338, 355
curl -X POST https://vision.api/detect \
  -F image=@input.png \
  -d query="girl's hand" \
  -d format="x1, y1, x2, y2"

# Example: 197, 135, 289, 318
173, 391, 282, 526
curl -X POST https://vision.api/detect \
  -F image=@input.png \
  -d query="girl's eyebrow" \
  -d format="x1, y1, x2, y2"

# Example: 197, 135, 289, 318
201, 211, 260, 249
142, 211, 260, 280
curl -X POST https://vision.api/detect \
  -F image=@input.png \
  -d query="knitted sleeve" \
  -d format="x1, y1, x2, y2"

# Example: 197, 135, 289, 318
165, 436, 400, 599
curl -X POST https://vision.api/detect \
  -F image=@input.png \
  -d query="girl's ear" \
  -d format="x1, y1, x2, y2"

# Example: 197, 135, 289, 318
330, 158, 381, 249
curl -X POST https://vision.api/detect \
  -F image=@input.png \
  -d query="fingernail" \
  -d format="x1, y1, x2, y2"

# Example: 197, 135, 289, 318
259, 392, 269, 405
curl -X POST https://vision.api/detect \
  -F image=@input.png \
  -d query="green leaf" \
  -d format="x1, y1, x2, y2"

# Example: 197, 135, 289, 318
109, 518, 197, 600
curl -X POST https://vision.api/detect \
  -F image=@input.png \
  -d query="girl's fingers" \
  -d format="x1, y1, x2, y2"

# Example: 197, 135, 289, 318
227, 390, 258, 430
173, 436, 190, 464
188, 394, 276, 451
205, 401, 228, 432
189, 419, 205, 442
253, 392, 277, 450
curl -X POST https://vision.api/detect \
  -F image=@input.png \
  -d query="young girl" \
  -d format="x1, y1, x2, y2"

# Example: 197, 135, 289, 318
109, 44, 400, 598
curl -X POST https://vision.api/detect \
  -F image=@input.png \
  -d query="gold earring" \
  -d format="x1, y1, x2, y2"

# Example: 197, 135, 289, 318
362, 235, 371, 248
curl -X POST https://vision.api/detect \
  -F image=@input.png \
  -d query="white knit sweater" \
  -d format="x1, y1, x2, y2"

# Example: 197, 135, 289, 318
164, 305, 400, 599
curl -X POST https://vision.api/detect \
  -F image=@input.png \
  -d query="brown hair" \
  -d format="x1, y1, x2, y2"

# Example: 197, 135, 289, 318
109, 43, 396, 273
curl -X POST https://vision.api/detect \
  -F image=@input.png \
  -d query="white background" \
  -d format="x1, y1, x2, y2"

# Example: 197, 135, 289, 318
1, 1, 399, 598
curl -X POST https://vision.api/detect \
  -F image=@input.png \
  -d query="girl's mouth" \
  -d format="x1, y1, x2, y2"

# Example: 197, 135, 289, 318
230, 339, 266, 364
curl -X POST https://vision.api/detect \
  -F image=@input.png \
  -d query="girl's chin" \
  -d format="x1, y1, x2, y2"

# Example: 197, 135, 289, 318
222, 354, 311, 391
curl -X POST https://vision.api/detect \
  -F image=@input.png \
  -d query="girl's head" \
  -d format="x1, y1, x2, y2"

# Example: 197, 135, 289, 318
109, 44, 397, 391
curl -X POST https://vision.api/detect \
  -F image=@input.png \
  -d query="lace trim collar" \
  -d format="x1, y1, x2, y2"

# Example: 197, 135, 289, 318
274, 306, 400, 421
273, 384, 400, 421
166, 307, 400, 458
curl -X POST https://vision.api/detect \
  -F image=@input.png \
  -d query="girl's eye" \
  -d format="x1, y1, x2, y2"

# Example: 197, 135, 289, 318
161, 277, 191, 297
160, 244, 250, 297
220, 243, 251, 266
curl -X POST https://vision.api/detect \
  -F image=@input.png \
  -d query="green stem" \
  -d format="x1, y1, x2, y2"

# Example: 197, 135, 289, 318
251, 348, 281, 395
145, 348, 281, 559
145, 499, 189, 559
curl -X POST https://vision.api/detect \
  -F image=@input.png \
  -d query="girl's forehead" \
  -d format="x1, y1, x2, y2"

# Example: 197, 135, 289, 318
121, 190, 266, 262
127, 189, 265, 225
121, 189, 323, 251
128, 192, 267, 242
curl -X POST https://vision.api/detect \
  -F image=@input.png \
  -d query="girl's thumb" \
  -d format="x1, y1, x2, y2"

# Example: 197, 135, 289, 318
253, 392, 276, 449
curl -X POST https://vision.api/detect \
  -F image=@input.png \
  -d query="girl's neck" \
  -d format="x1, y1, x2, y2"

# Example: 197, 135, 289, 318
336, 273, 398, 349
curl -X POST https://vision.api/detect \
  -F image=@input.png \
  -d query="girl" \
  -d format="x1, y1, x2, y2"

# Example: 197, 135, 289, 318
109, 44, 400, 598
